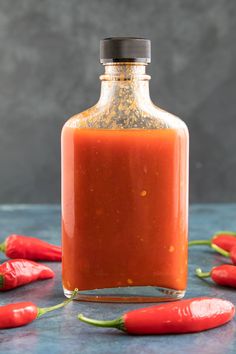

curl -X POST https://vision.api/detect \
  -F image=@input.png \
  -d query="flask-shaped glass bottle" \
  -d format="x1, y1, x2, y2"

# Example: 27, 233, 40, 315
62, 38, 189, 302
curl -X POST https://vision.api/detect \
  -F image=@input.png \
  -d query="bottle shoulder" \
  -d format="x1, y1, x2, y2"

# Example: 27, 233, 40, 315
63, 104, 100, 129
145, 102, 188, 131
63, 101, 188, 132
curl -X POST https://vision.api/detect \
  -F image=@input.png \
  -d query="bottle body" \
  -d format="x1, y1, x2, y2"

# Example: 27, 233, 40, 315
61, 63, 189, 302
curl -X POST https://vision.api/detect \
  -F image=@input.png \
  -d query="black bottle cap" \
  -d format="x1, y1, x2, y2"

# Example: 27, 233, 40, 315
100, 37, 151, 63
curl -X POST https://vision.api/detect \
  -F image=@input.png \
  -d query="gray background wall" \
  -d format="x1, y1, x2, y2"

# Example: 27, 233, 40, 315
0, 0, 235, 203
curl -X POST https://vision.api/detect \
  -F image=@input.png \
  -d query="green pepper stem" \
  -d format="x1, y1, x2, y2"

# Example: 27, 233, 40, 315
211, 244, 230, 257
195, 268, 211, 278
188, 240, 211, 246
0, 241, 6, 253
78, 314, 125, 331
37, 289, 78, 318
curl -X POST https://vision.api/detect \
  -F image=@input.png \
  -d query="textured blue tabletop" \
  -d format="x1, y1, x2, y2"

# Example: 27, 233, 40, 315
0, 204, 236, 354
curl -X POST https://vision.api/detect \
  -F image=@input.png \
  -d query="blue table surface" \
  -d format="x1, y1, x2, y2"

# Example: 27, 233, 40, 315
0, 204, 236, 354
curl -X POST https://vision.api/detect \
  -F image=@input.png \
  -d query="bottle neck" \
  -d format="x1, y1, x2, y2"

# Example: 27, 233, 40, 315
98, 63, 151, 107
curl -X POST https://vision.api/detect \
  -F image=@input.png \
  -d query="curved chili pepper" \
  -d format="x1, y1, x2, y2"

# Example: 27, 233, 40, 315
78, 297, 235, 334
196, 265, 236, 288
0, 234, 62, 261
0, 259, 54, 291
211, 244, 236, 265
0, 289, 78, 329
189, 231, 236, 251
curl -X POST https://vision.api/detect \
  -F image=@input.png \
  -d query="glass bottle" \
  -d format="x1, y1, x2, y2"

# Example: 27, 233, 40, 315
61, 38, 189, 302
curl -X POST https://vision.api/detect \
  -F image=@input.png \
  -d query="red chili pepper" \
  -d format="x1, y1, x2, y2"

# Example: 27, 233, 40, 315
0, 289, 78, 329
189, 231, 236, 251
0, 259, 54, 291
0, 234, 61, 261
78, 297, 235, 335
196, 265, 236, 288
